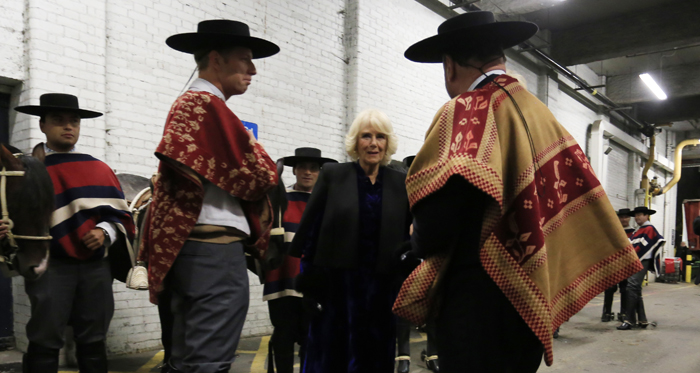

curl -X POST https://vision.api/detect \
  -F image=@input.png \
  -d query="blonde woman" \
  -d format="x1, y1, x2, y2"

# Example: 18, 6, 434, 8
290, 109, 411, 372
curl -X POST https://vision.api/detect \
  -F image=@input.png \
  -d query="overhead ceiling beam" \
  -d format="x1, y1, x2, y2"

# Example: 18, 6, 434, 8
607, 62, 700, 104
634, 94, 700, 124
550, 0, 700, 66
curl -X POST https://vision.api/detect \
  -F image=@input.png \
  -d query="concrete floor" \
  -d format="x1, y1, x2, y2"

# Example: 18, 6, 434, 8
1, 281, 698, 372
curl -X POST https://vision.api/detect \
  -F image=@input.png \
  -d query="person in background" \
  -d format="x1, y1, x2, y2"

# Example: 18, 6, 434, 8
264, 147, 336, 373
601, 208, 635, 322
291, 109, 411, 373
618, 206, 665, 330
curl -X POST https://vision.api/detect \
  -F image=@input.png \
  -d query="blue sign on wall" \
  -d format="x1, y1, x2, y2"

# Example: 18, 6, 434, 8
242, 121, 258, 140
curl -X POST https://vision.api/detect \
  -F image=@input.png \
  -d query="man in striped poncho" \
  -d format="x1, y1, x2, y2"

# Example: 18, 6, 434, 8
14, 93, 135, 373
263, 147, 336, 373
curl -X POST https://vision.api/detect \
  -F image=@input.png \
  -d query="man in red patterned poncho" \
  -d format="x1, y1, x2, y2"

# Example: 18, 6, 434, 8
138, 20, 279, 373
394, 11, 642, 372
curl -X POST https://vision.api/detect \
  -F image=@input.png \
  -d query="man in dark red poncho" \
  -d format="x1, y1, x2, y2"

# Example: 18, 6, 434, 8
138, 20, 279, 373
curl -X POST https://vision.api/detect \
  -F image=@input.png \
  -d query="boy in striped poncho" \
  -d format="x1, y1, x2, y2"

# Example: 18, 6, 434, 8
617, 206, 665, 330
263, 148, 336, 373
14, 93, 135, 373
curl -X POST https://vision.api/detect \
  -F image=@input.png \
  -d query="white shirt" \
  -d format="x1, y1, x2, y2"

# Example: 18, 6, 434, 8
468, 69, 506, 92
44, 144, 118, 247
187, 78, 251, 235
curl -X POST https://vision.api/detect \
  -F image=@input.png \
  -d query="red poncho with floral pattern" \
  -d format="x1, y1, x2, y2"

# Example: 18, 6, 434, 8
139, 90, 278, 304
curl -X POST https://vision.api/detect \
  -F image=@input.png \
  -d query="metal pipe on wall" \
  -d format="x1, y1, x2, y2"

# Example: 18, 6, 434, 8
657, 139, 700, 195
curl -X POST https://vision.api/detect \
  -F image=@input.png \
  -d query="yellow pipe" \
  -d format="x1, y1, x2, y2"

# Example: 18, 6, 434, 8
657, 138, 700, 195
641, 135, 655, 207
686, 254, 693, 283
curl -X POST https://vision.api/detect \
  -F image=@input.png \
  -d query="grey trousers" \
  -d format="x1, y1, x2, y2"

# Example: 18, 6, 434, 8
168, 241, 249, 373
24, 257, 114, 349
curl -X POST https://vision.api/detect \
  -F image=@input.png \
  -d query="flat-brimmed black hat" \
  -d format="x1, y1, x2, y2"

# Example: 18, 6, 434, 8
166, 19, 279, 59
283, 148, 336, 167
405, 11, 538, 63
616, 208, 634, 217
14, 93, 102, 119
631, 206, 656, 216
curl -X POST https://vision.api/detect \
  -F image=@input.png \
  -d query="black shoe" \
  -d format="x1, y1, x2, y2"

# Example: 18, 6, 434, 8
601, 313, 613, 322
426, 358, 439, 372
396, 357, 410, 373
553, 327, 560, 339
637, 321, 650, 329
617, 322, 634, 330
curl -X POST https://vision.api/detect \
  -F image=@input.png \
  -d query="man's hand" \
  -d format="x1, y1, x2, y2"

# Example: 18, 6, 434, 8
82, 229, 106, 251
0, 219, 9, 240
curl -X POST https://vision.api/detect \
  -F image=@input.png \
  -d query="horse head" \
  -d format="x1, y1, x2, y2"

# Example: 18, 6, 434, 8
0, 145, 54, 280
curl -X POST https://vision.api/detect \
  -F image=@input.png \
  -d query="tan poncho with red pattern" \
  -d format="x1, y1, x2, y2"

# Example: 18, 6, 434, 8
139, 91, 278, 304
393, 75, 642, 365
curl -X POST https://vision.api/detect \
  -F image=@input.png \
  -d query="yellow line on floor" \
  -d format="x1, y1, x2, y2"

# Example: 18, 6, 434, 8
238, 350, 258, 354
136, 350, 165, 373
251, 335, 270, 373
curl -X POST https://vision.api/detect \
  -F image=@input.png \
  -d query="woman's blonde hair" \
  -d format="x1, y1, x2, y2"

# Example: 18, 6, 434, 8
345, 109, 397, 166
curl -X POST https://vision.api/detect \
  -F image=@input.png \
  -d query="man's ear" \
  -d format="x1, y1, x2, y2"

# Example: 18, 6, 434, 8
209, 50, 222, 71
443, 55, 456, 82
0, 145, 22, 171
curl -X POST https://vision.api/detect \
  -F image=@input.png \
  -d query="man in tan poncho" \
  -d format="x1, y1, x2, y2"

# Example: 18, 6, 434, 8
394, 11, 642, 372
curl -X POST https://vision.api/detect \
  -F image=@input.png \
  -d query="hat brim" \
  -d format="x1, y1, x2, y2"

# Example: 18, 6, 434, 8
283, 157, 337, 167
617, 212, 635, 217
166, 33, 280, 59
405, 21, 538, 63
14, 105, 103, 119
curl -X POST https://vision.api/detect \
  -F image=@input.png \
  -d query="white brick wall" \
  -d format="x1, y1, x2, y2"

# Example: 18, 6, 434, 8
0, 0, 25, 82
0, 0, 679, 356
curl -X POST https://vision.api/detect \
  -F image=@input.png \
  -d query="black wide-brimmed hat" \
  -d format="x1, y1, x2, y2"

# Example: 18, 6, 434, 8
283, 148, 337, 167
405, 11, 538, 63
166, 19, 279, 58
14, 93, 103, 119
617, 208, 634, 217
631, 206, 656, 216
403, 155, 416, 169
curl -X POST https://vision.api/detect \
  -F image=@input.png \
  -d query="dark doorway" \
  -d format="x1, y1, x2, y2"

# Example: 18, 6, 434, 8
0, 92, 13, 350
0, 93, 10, 145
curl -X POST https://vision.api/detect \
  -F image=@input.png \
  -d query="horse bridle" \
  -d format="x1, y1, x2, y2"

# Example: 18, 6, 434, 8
0, 165, 53, 270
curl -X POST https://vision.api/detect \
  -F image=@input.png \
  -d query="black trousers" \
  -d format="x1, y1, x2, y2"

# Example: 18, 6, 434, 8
623, 259, 650, 324
436, 264, 543, 373
158, 285, 174, 365
24, 257, 114, 349
396, 317, 437, 357
603, 279, 628, 316
267, 296, 308, 373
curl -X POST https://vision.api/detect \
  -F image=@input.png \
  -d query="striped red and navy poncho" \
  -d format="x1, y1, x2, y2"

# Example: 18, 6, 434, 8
263, 186, 310, 301
630, 221, 665, 273
45, 153, 135, 263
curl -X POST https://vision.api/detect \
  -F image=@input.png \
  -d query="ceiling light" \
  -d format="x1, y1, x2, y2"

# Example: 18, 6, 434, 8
639, 73, 667, 100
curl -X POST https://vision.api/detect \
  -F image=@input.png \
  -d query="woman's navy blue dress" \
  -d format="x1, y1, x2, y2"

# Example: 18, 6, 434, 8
301, 164, 397, 373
